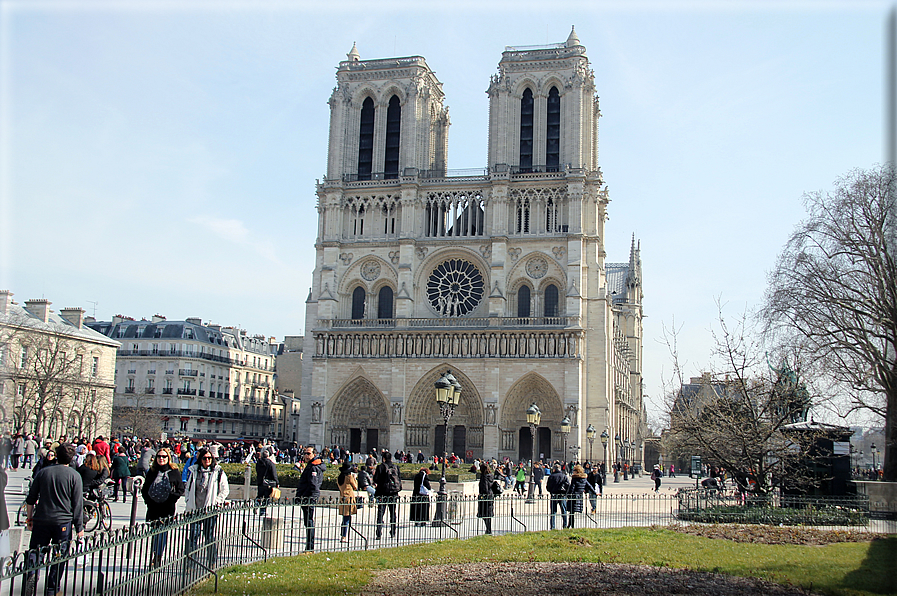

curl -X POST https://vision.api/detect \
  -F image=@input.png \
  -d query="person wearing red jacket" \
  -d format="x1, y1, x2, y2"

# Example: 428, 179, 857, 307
92, 436, 111, 465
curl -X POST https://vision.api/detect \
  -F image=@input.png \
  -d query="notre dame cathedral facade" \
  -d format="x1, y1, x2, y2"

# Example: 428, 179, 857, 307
299, 28, 645, 469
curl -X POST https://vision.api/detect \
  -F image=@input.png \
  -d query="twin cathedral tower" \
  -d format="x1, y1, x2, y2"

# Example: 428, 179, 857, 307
299, 28, 646, 468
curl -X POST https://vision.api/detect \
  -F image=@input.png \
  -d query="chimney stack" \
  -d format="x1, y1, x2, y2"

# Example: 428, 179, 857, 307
59, 307, 85, 330
186, 317, 202, 326
0, 290, 12, 316
24, 299, 51, 323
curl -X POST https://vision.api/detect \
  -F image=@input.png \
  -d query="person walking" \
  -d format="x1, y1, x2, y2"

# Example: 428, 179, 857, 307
514, 463, 527, 496
296, 446, 326, 551
477, 461, 497, 535
11, 434, 24, 469
24, 444, 84, 595
141, 448, 185, 568
373, 451, 402, 540
546, 464, 570, 530
586, 464, 603, 514
565, 464, 597, 528
336, 462, 357, 543
184, 447, 229, 571
256, 448, 278, 517
137, 441, 156, 477
532, 462, 545, 497
111, 446, 131, 502
23, 435, 37, 469
650, 464, 662, 493
410, 467, 431, 527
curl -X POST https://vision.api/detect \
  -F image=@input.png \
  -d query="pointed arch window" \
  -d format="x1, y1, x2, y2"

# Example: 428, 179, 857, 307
517, 285, 531, 318
544, 284, 559, 318
377, 286, 394, 319
519, 88, 534, 172
546, 86, 560, 172
384, 95, 401, 179
357, 97, 375, 181
351, 287, 366, 320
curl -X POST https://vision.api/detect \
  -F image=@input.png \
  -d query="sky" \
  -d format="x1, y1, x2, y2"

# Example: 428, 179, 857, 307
1, 0, 891, 426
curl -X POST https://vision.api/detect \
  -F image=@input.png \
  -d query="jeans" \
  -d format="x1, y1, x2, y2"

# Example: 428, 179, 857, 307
188, 517, 218, 568
302, 503, 316, 550
376, 496, 398, 538
340, 515, 351, 537
549, 495, 567, 529
29, 521, 73, 592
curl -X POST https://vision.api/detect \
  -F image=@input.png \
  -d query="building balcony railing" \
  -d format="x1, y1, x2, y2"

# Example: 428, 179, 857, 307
124, 387, 135, 394
198, 390, 205, 396
162, 388, 174, 394
317, 316, 578, 330
179, 369, 198, 377
177, 388, 197, 396
145, 387, 155, 394
147, 370, 156, 375
127, 369, 136, 374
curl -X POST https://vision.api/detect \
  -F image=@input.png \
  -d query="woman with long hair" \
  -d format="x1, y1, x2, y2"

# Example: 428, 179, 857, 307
409, 467, 431, 527
477, 461, 496, 535
184, 447, 229, 570
337, 463, 358, 542
141, 447, 185, 567
565, 464, 596, 528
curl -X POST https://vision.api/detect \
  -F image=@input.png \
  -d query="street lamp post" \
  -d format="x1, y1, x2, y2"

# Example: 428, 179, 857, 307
871, 443, 877, 472
614, 433, 621, 482
433, 371, 461, 523
524, 403, 541, 504
586, 424, 596, 463
560, 416, 571, 469
600, 430, 609, 475
623, 440, 630, 480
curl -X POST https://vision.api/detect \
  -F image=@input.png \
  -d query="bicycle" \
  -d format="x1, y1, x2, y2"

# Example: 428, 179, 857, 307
83, 480, 114, 533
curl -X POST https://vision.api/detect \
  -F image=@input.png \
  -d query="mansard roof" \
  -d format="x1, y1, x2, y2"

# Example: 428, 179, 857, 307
606, 263, 630, 304
87, 318, 271, 355
1, 303, 120, 348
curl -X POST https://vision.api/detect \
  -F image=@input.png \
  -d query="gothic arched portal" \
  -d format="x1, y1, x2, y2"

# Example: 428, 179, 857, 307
500, 372, 564, 461
405, 366, 484, 460
328, 376, 390, 454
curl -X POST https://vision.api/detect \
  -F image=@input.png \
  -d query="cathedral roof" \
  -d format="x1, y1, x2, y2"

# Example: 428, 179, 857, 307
605, 263, 630, 304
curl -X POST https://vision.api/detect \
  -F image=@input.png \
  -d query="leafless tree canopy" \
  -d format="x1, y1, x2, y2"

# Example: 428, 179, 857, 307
762, 165, 897, 481
665, 311, 819, 495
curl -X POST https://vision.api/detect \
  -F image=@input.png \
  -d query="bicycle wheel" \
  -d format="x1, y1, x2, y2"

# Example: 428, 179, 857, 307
83, 502, 100, 533
16, 502, 27, 526
101, 502, 112, 531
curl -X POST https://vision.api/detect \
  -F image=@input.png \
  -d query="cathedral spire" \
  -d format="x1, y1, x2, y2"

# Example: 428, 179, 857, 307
566, 26, 581, 48
347, 42, 360, 62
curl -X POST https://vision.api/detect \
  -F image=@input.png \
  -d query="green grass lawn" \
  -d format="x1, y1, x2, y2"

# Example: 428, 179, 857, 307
190, 528, 897, 596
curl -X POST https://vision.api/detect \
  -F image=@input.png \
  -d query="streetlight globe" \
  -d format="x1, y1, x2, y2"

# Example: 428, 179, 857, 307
586, 424, 596, 440
434, 372, 451, 404
526, 403, 541, 426
600, 429, 609, 446
560, 416, 571, 435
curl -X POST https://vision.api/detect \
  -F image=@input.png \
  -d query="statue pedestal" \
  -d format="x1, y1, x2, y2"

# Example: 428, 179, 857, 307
854, 481, 897, 520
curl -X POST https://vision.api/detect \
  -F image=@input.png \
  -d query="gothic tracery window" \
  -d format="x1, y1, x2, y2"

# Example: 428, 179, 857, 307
351, 287, 366, 320
357, 97, 375, 180
517, 285, 531, 318
544, 284, 559, 318
426, 259, 485, 317
377, 286, 394, 319
546, 86, 560, 171
384, 95, 401, 179
519, 88, 534, 172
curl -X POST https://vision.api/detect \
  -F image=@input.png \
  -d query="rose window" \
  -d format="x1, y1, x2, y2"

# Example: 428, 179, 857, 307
426, 258, 485, 317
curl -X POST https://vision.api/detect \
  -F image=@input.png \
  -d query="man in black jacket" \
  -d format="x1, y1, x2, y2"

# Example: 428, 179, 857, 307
296, 446, 326, 551
25, 443, 83, 594
373, 451, 401, 540
256, 448, 278, 517
545, 464, 569, 530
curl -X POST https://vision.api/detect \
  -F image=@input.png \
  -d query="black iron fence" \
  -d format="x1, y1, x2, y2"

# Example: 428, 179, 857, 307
1, 490, 885, 595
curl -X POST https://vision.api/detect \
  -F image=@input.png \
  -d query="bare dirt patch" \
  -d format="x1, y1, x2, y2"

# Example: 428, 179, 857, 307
670, 524, 887, 545
363, 562, 819, 596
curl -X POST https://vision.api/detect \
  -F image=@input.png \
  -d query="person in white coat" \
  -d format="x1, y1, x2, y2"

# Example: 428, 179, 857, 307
184, 447, 229, 570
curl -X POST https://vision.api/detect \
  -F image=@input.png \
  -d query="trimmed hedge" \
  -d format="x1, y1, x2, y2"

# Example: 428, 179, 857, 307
677, 504, 868, 526
219, 462, 475, 491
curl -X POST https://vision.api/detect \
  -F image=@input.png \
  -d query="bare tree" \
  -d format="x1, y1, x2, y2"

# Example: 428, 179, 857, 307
664, 308, 820, 495
112, 390, 162, 439
762, 165, 897, 481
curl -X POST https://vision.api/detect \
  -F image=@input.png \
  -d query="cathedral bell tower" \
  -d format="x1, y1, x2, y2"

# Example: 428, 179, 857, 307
325, 43, 450, 182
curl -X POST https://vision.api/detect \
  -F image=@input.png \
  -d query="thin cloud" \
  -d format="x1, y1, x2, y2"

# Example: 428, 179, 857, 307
189, 215, 280, 264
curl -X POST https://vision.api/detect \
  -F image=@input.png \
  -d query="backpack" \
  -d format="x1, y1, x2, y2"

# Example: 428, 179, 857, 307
382, 464, 402, 494
491, 479, 503, 495
148, 470, 171, 503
